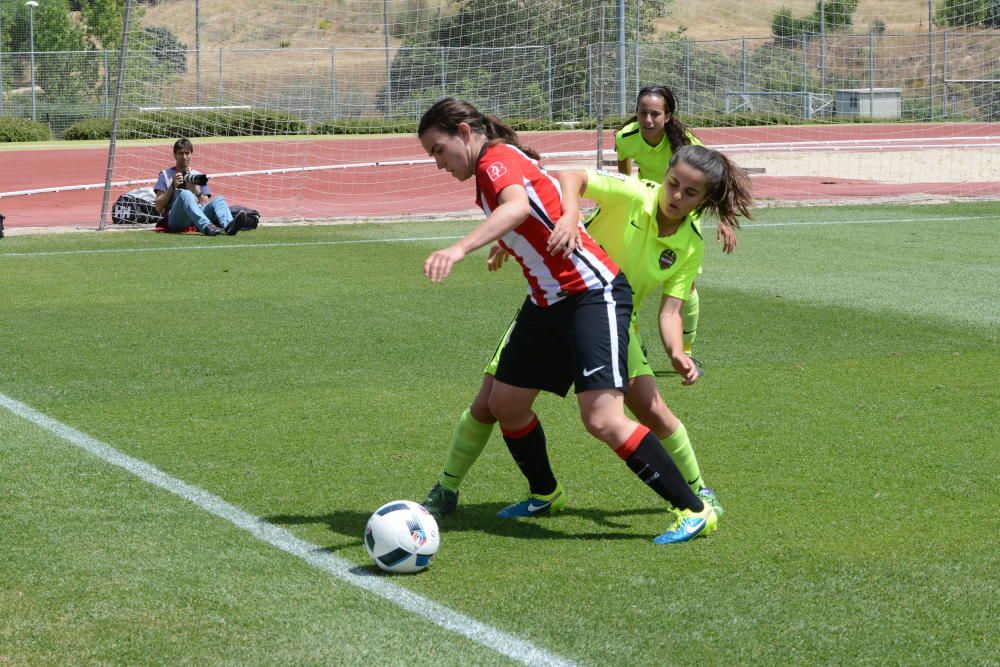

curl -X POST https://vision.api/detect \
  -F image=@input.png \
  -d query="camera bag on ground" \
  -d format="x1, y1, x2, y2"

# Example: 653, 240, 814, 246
229, 204, 260, 230
111, 187, 161, 225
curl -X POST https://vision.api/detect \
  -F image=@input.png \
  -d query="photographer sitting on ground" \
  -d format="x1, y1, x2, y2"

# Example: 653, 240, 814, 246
154, 137, 245, 236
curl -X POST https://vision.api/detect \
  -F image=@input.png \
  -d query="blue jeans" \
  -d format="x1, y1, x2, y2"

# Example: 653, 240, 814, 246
168, 190, 233, 233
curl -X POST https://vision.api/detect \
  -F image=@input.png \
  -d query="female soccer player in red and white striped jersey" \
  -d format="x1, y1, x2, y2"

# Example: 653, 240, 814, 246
417, 98, 716, 543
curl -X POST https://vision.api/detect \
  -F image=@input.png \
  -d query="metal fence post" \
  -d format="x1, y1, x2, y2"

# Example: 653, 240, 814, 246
330, 47, 337, 120
802, 33, 809, 118
820, 0, 826, 92
104, 50, 110, 117
383, 0, 392, 118
928, 0, 935, 120
634, 40, 640, 95
869, 31, 875, 118
0, 12, 4, 116
943, 30, 949, 118
684, 41, 691, 114
440, 46, 446, 97
587, 44, 593, 117
740, 36, 747, 96
219, 48, 224, 104
547, 45, 553, 121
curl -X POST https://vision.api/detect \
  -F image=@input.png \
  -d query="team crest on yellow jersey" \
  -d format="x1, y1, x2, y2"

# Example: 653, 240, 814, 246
658, 248, 676, 269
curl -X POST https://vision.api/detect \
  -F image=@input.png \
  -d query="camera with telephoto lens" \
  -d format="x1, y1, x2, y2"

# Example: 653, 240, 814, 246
182, 172, 209, 187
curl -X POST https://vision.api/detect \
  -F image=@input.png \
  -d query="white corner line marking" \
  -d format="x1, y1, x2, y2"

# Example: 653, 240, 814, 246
0, 392, 575, 667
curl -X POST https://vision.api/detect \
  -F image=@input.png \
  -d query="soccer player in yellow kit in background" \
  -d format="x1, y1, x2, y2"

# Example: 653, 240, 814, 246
615, 85, 737, 363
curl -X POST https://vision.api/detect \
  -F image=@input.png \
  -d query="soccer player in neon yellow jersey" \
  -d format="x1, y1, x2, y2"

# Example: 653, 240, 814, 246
615, 85, 736, 363
424, 145, 753, 542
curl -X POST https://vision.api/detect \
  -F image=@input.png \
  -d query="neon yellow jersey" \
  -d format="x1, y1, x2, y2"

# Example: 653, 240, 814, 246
583, 170, 703, 309
614, 121, 702, 182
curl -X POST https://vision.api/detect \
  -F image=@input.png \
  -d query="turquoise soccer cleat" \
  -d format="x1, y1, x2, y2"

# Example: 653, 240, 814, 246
497, 484, 567, 519
653, 505, 718, 544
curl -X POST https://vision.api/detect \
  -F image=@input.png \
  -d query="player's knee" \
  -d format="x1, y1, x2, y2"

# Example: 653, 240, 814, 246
487, 392, 527, 425
469, 393, 496, 424
580, 410, 617, 442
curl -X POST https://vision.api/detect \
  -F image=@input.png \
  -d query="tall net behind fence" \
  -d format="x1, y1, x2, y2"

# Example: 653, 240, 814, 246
97, 0, 616, 223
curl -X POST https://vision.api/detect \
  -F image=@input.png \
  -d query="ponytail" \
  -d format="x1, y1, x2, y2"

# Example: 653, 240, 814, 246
418, 97, 540, 161
669, 145, 753, 229
624, 85, 698, 152
482, 114, 541, 161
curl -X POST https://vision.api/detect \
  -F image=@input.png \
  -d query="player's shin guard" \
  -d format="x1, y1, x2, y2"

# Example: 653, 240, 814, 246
682, 287, 699, 355
440, 409, 494, 492
616, 426, 704, 511
502, 415, 558, 496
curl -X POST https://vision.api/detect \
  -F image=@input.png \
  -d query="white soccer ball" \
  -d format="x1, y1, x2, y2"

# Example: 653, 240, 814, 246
364, 500, 440, 574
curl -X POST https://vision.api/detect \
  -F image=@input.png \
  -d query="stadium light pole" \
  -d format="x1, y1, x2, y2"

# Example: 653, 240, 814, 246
26, 0, 38, 121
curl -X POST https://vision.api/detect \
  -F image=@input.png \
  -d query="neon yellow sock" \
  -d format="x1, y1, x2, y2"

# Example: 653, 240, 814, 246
661, 421, 704, 491
440, 409, 494, 492
682, 287, 700, 355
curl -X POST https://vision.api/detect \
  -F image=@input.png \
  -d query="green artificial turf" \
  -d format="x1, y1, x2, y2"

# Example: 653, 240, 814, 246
1, 203, 997, 665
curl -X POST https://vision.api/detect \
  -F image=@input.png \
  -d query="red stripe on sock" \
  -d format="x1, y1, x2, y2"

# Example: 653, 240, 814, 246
614, 425, 650, 460
501, 415, 539, 440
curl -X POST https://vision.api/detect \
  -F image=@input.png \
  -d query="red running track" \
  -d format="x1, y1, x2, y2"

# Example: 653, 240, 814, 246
1, 123, 997, 230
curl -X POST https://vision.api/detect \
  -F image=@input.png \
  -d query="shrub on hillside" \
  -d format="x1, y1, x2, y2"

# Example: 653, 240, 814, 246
64, 118, 113, 140
0, 117, 51, 142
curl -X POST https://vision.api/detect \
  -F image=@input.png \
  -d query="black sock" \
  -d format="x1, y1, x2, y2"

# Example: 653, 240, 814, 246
502, 416, 557, 496
623, 430, 704, 511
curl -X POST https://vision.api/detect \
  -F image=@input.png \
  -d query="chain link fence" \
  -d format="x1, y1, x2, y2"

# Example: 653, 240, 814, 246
1, 33, 998, 136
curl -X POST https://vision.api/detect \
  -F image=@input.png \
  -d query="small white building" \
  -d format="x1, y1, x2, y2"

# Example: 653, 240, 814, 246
834, 88, 902, 119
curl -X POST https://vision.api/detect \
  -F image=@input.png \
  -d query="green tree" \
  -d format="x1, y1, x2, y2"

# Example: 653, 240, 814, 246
380, 0, 674, 119
771, 0, 858, 47
936, 0, 986, 27
79, 0, 129, 50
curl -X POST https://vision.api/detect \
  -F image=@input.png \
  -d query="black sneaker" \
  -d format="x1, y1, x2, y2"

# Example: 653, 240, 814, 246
202, 224, 224, 236
422, 482, 459, 518
226, 210, 247, 236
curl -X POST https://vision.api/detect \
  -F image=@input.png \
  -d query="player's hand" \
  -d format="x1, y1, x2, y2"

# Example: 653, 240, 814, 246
424, 244, 467, 283
172, 173, 185, 189
546, 212, 581, 258
670, 353, 700, 385
487, 244, 509, 272
717, 222, 738, 254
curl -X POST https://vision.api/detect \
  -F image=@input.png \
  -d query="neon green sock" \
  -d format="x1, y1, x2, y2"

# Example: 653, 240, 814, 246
682, 287, 700, 355
661, 421, 704, 491
439, 409, 495, 492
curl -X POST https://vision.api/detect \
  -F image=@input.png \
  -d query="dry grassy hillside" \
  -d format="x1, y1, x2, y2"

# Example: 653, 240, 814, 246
135, 1, 992, 113
143, 0, 943, 51
659, 0, 935, 40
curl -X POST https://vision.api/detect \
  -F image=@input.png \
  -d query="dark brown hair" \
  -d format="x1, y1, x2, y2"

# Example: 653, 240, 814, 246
621, 85, 695, 152
418, 98, 541, 161
172, 137, 194, 154
669, 144, 753, 229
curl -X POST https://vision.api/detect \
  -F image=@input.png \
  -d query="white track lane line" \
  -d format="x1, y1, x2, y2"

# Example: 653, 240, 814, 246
0, 392, 576, 667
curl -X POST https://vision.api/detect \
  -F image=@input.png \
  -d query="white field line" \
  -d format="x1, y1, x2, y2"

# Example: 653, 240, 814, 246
0, 392, 576, 667
1, 214, 997, 259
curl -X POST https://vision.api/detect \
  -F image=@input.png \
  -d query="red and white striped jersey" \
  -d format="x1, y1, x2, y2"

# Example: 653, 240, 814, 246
475, 143, 620, 307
